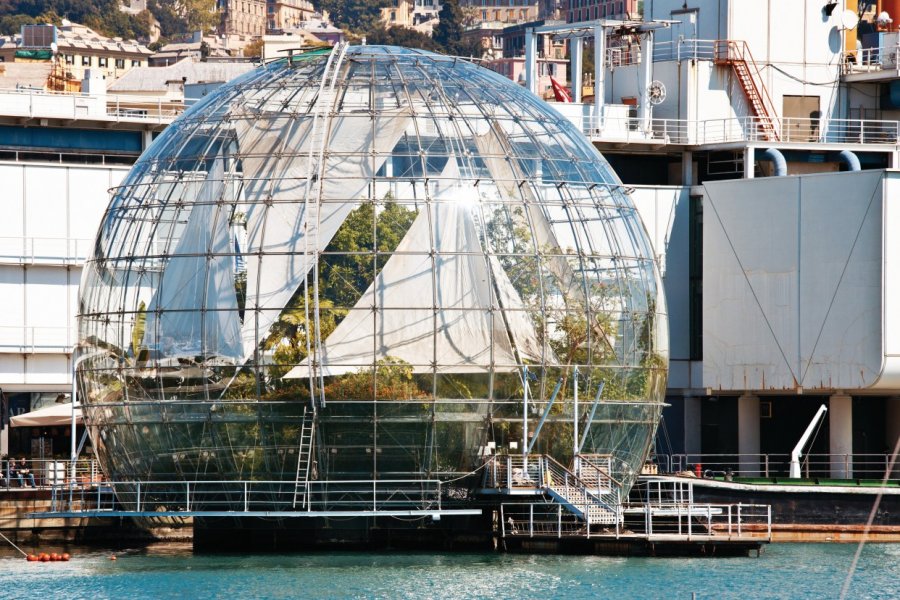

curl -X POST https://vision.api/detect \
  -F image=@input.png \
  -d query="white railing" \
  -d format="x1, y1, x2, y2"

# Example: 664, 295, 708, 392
0, 236, 93, 265
47, 478, 443, 514
663, 453, 899, 481
555, 104, 900, 146
0, 458, 100, 489
653, 38, 718, 62
0, 87, 183, 124
842, 44, 900, 75
499, 500, 771, 541
0, 325, 75, 353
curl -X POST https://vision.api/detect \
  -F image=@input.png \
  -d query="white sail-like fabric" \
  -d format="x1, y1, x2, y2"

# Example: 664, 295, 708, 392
143, 160, 242, 359
285, 156, 549, 378
235, 110, 411, 360
473, 123, 582, 300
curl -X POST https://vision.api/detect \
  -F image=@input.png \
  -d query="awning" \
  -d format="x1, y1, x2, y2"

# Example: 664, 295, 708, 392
10, 403, 82, 428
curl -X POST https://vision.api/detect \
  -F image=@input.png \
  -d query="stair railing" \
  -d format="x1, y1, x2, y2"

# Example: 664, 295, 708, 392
714, 40, 780, 141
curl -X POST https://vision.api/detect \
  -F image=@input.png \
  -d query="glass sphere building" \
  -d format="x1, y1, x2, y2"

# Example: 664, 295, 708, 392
77, 45, 668, 511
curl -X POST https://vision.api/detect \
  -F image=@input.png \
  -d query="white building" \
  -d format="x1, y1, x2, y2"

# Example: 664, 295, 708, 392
525, 0, 899, 477
0, 86, 177, 457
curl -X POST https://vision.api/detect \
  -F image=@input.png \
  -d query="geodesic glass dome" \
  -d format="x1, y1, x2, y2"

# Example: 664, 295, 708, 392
77, 45, 667, 508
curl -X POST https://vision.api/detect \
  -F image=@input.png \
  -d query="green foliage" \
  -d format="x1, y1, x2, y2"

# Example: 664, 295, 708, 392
314, 0, 391, 33
433, 0, 464, 54
148, 0, 218, 38
0, 13, 35, 35
365, 24, 441, 52
324, 357, 428, 401
0, 0, 152, 40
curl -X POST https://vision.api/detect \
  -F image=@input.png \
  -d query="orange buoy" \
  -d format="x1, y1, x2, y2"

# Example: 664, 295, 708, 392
61, 553, 70, 561
49, 553, 59, 561
109, 555, 117, 561
39, 554, 49, 562
26, 554, 37, 562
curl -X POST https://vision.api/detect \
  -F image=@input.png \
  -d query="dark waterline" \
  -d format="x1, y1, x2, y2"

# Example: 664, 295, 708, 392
0, 543, 897, 599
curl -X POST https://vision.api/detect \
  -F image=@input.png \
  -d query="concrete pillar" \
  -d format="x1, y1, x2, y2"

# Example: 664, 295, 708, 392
829, 394, 853, 478
886, 397, 900, 477
681, 150, 694, 186
743, 146, 755, 179
738, 394, 760, 476
141, 129, 153, 151
684, 396, 702, 456
571, 38, 583, 104
525, 29, 537, 95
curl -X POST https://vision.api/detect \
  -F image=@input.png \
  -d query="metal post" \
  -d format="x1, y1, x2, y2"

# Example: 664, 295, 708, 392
573, 366, 579, 461
594, 23, 605, 126
529, 504, 534, 538
639, 30, 654, 131
557, 504, 562, 538
244, 481, 249, 512
522, 367, 528, 459
525, 29, 537, 95
186, 481, 191, 511
572, 38, 583, 103
70, 357, 77, 484
136, 481, 141, 512
500, 505, 506, 538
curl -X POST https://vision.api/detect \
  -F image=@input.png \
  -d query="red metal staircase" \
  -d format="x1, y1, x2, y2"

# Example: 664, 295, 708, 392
714, 40, 780, 142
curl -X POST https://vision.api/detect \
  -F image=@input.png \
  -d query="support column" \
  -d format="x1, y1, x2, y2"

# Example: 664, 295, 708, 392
743, 146, 755, 179
683, 396, 702, 456
738, 394, 760, 476
141, 129, 153, 151
594, 23, 605, 123
571, 38, 583, 104
829, 394, 853, 478
886, 397, 900, 477
681, 150, 694, 186
524, 29, 537, 96
638, 30, 654, 131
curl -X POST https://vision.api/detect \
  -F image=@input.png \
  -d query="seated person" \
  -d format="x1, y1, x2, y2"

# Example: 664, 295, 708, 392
18, 459, 35, 488
8, 459, 22, 487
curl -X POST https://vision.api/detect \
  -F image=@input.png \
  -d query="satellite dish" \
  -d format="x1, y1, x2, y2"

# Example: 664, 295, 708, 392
648, 80, 666, 105
50, 42, 58, 54
840, 9, 860, 30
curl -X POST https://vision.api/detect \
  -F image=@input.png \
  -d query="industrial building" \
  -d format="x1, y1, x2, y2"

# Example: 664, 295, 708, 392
521, 0, 900, 477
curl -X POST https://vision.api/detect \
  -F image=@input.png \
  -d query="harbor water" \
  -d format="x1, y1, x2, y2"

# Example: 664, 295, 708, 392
0, 543, 897, 599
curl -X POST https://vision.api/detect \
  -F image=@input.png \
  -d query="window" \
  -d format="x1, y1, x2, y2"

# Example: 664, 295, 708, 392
82, 55, 91, 66
115, 58, 125, 69
64, 54, 74, 64
99, 57, 108, 67
132, 60, 140, 67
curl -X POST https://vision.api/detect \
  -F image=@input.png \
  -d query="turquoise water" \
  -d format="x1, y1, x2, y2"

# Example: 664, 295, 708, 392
0, 543, 897, 599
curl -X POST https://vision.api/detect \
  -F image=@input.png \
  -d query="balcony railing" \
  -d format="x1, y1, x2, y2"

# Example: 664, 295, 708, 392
0, 236, 93, 266
0, 325, 75, 354
555, 104, 900, 147
658, 453, 899, 481
842, 44, 900, 76
0, 87, 183, 124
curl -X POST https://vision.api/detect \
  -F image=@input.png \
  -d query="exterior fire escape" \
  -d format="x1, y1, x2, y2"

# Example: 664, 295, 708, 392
714, 40, 781, 142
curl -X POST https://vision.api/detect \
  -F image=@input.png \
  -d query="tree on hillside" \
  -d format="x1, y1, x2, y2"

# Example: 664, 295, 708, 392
365, 25, 441, 53
314, 0, 391, 33
433, 0, 464, 55
148, 0, 218, 37
0, 0, 153, 40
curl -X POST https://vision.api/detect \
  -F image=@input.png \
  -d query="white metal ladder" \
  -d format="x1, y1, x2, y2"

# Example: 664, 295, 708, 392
292, 410, 316, 509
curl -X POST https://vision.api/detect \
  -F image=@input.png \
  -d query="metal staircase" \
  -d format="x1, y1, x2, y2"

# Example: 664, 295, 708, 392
541, 455, 621, 526
714, 40, 780, 142
291, 410, 316, 509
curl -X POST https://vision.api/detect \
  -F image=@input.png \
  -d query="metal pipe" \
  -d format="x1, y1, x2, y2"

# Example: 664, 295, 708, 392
572, 38, 583, 103
837, 149, 861, 171
578, 381, 606, 453
759, 147, 787, 176
526, 378, 564, 455
789, 404, 828, 478
639, 30, 655, 130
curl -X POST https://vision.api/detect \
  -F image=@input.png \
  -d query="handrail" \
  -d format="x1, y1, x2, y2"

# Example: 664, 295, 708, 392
713, 40, 780, 140
576, 453, 624, 489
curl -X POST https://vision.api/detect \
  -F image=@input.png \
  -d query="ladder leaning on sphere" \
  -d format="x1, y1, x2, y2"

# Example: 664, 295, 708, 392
292, 409, 316, 509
